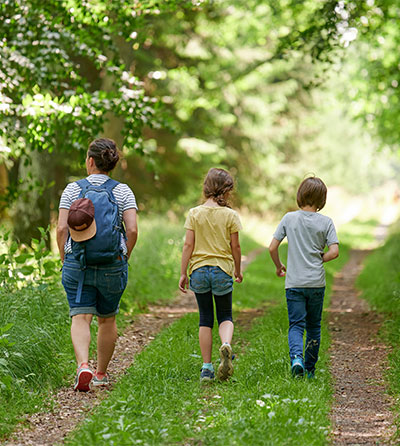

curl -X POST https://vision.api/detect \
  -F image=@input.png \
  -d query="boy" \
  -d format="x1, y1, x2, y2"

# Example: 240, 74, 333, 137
269, 176, 339, 378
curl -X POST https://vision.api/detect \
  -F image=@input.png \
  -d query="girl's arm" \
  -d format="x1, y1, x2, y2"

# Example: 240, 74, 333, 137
322, 243, 339, 262
230, 232, 243, 283
179, 229, 195, 292
269, 238, 286, 277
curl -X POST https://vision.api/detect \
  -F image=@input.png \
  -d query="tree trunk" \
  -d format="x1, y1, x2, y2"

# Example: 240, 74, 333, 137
12, 151, 53, 247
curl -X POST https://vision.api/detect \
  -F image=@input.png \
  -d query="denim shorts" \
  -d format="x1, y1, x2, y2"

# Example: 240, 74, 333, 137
190, 266, 233, 296
62, 254, 128, 318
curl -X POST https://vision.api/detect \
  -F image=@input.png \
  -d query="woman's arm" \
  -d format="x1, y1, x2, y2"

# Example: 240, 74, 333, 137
123, 209, 138, 259
56, 209, 69, 263
230, 232, 243, 283
179, 229, 195, 292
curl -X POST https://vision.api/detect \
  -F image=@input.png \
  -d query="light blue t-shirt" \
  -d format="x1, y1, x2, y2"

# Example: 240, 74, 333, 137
273, 210, 339, 288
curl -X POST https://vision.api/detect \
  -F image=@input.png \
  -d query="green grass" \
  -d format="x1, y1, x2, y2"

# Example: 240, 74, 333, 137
356, 229, 400, 432
0, 282, 75, 438
337, 218, 380, 249
65, 241, 349, 446
0, 216, 261, 440
122, 217, 184, 313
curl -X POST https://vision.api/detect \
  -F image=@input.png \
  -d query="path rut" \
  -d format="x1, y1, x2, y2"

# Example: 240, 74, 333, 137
329, 249, 397, 445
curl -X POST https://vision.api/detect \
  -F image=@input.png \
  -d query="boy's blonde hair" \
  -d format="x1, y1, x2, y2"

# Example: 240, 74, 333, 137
297, 177, 327, 211
203, 168, 234, 207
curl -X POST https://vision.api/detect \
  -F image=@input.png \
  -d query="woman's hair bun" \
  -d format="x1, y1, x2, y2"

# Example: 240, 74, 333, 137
88, 138, 120, 172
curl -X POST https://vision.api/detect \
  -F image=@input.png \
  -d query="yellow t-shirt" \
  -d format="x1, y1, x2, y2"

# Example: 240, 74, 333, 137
184, 205, 242, 277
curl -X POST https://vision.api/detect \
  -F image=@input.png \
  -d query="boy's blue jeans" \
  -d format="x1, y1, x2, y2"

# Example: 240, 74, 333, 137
286, 287, 325, 372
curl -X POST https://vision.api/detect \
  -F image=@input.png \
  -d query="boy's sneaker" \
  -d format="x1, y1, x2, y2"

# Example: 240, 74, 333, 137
306, 369, 315, 379
91, 372, 110, 387
200, 368, 215, 382
73, 363, 93, 392
217, 343, 233, 381
291, 356, 305, 378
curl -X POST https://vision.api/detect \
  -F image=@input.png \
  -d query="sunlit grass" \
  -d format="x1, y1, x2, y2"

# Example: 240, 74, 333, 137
338, 218, 380, 250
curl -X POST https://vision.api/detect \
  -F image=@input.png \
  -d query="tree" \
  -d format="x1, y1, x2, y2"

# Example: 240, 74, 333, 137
0, 0, 196, 242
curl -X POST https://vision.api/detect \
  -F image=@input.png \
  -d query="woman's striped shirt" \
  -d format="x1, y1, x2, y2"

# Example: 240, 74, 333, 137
59, 174, 138, 255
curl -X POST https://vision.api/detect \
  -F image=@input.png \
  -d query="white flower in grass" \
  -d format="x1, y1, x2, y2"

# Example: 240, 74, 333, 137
256, 399, 265, 407
268, 411, 275, 419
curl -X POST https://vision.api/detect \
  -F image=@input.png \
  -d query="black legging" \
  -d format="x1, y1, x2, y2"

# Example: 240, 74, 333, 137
194, 290, 233, 328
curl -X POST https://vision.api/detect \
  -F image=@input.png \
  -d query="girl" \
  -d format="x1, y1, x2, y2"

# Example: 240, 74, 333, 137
179, 168, 243, 382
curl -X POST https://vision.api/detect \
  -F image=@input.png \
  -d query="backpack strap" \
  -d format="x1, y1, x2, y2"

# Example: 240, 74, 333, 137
75, 178, 91, 195
101, 178, 120, 192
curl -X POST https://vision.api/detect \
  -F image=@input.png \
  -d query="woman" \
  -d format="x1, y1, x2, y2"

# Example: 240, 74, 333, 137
57, 138, 138, 391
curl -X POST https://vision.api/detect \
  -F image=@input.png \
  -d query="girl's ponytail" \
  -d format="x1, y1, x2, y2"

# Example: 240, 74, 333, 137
203, 168, 234, 207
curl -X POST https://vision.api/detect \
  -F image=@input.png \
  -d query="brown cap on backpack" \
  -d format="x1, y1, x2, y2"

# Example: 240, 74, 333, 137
68, 198, 97, 242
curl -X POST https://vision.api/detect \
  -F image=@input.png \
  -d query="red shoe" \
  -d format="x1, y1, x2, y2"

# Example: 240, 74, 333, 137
92, 372, 110, 387
73, 363, 93, 392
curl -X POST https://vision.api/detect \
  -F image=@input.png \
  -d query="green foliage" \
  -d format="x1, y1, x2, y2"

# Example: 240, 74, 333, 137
3, 0, 395, 235
126, 0, 367, 213
344, 1, 400, 152
0, 0, 190, 156
0, 226, 60, 288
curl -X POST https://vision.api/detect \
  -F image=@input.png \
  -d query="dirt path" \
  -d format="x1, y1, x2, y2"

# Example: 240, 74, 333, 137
5, 293, 197, 446
328, 249, 396, 445
6, 249, 266, 446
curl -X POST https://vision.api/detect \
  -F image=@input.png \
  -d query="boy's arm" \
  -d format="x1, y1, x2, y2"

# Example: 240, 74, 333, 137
179, 229, 195, 292
230, 232, 243, 283
322, 243, 339, 263
268, 237, 286, 277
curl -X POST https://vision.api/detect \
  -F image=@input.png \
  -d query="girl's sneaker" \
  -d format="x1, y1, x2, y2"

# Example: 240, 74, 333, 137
200, 368, 215, 382
74, 363, 93, 392
217, 343, 233, 381
91, 372, 110, 387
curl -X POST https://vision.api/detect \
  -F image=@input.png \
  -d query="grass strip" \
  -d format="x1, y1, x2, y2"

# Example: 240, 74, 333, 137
0, 282, 73, 439
356, 229, 400, 432
65, 242, 349, 446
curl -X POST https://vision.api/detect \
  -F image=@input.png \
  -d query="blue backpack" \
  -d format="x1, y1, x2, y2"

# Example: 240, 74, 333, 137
70, 178, 125, 302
